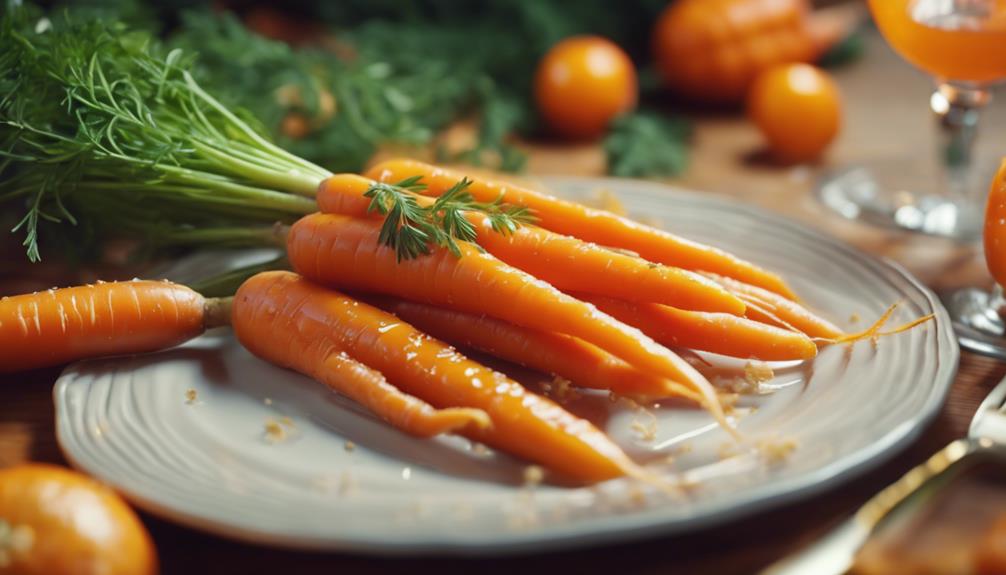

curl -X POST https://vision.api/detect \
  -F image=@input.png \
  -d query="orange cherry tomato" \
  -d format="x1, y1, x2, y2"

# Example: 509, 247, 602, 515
0, 464, 158, 575
747, 63, 841, 162
534, 36, 638, 140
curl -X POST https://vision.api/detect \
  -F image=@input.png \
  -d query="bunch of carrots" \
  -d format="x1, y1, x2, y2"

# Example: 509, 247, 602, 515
0, 11, 927, 485
0, 159, 927, 485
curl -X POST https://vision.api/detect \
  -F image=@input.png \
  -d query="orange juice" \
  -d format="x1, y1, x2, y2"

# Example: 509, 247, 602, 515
984, 160, 1006, 286
869, 0, 1006, 83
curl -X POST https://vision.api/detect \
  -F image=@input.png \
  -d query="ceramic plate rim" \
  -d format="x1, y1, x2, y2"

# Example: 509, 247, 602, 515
54, 176, 959, 555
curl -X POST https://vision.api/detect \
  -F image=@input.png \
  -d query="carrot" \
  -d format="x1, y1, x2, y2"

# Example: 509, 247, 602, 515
363, 159, 797, 299
702, 273, 843, 340
234, 271, 641, 482
317, 174, 745, 314
0, 280, 229, 373
286, 212, 730, 428
370, 296, 703, 403
581, 295, 818, 361
233, 272, 490, 438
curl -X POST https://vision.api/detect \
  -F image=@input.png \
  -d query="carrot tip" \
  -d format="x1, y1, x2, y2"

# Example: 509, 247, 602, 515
817, 302, 918, 346
876, 313, 935, 337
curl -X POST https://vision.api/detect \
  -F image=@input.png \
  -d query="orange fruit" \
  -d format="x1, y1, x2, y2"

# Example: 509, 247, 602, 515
747, 63, 841, 162
534, 36, 638, 140
0, 464, 157, 575
651, 0, 824, 104
984, 160, 1006, 287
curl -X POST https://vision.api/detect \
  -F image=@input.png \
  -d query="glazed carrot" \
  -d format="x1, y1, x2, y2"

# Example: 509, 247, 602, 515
702, 273, 843, 340
233, 272, 490, 438
370, 296, 703, 402
287, 212, 728, 426
581, 295, 818, 361
364, 159, 797, 299
0, 280, 228, 373
234, 271, 640, 482
317, 174, 745, 314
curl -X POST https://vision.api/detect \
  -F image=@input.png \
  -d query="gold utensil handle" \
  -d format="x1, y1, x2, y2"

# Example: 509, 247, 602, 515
761, 438, 978, 575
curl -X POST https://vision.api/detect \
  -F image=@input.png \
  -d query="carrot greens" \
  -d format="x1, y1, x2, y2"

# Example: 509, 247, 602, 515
0, 7, 527, 262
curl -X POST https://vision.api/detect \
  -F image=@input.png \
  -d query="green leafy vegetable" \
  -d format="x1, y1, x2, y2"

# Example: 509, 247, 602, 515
817, 28, 866, 69
604, 112, 692, 179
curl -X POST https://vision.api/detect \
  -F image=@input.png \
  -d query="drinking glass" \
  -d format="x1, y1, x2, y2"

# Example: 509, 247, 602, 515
817, 0, 1006, 240
949, 160, 1006, 357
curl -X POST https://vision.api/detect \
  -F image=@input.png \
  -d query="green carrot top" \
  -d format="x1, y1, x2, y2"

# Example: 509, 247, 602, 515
0, 5, 527, 262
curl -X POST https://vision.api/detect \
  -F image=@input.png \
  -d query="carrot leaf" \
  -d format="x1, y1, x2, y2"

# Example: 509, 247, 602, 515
362, 176, 533, 261
0, 6, 330, 261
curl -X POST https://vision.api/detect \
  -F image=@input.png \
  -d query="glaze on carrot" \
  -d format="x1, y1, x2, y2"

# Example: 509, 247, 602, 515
0, 280, 224, 373
316, 174, 745, 314
233, 272, 490, 438
702, 273, 843, 340
363, 159, 797, 299
370, 297, 702, 402
581, 295, 818, 361
234, 271, 640, 482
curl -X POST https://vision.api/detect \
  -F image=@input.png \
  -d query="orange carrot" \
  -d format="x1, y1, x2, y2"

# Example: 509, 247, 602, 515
286, 212, 729, 427
233, 272, 490, 438
0, 280, 226, 373
581, 295, 818, 361
364, 159, 797, 299
702, 273, 843, 339
317, 174, 745, 314
370, 296, 703, 402
234, 271, 641, 482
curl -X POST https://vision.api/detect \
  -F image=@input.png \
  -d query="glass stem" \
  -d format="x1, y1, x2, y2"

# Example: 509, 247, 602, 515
993, 283, 1006, 317
932, 83, 991, 203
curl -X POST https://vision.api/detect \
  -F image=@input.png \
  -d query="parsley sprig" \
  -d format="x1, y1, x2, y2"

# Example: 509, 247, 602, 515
364, 176, 534, 261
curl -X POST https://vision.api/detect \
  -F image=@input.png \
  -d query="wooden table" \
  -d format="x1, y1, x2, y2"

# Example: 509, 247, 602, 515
4, 31, 1006, 574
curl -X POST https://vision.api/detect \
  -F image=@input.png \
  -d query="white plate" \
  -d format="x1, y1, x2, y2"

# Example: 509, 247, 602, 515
54, 177, 958, 555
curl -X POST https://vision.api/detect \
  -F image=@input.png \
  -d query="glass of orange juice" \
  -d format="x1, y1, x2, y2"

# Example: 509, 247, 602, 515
948, 160, 1006, 356
818, 0, 1006, 240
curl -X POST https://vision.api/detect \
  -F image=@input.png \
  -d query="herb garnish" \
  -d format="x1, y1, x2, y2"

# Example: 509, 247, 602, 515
364, 176, 534, 261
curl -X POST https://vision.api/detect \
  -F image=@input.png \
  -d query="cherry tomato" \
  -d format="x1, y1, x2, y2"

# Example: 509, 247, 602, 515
747, 63, 841, 162
0, 464, 158, 575
534, 36, 638, 140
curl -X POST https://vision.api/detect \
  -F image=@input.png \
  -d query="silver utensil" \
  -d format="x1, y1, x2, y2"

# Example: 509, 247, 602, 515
760, 375, 1006, 575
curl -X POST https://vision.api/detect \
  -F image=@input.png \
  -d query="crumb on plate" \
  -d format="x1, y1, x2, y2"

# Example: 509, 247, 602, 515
756, 437, 798, 465
630, 408, 658, 442
542, 376, 580, 402
523, 465, 545, 487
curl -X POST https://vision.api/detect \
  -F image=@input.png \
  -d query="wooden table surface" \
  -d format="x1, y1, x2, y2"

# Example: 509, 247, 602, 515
4, 29, 1006, 574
